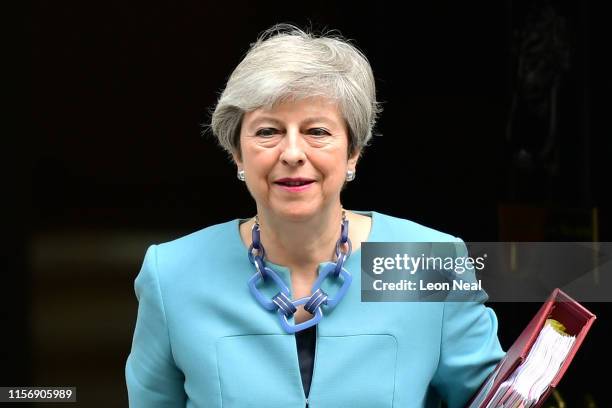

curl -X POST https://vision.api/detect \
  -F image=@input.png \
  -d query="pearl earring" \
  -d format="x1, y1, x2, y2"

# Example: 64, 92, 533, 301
346, 170, 355, 182
237, 170, 245, 181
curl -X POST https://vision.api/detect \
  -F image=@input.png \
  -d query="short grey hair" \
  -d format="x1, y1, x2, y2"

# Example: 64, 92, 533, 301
208, 24, 382, 158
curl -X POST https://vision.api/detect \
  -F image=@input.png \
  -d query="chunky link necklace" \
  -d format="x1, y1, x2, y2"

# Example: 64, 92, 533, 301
247, 210, 353, 333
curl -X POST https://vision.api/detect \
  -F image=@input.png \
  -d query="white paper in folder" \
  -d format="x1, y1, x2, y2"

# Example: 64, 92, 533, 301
485, 319, 576, 408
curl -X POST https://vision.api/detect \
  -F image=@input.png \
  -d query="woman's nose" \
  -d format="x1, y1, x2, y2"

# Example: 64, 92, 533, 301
279, 130, 306, 167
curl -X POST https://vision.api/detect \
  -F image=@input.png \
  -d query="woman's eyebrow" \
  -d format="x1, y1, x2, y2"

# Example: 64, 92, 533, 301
301, 117, 335, 126
248, 116, 336, 128
248, 117, 283, 128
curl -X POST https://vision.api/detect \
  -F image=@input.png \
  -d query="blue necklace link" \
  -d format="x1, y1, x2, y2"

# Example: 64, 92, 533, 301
247, 212, 353, 333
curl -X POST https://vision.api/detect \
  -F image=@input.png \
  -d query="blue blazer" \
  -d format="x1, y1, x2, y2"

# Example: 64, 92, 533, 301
125, 211, 505, 407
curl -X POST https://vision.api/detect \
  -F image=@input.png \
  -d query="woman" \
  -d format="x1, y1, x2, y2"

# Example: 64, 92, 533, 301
125, 24, 505, 408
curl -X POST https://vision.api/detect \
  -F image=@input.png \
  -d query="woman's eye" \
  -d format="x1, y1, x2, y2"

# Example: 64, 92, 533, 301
255, 128, 278, 137
309, 128, 331, 137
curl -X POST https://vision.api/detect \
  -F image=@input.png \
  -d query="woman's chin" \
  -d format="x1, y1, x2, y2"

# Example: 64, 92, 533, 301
269, 205, 321, 222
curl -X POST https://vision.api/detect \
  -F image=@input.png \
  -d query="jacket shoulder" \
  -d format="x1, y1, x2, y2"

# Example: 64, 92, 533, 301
372, 211, 460, 242
153, 219, 239, 273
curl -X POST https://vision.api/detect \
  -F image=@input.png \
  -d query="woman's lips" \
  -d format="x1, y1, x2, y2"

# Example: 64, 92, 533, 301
273, 180, 315, 192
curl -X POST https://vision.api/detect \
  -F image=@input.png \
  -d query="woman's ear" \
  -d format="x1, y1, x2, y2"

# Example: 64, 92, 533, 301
348, 148, 361, 169
232, 150, 243, 169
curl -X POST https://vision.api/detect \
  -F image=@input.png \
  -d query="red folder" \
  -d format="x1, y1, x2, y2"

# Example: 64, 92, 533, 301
468, 288, 596, 408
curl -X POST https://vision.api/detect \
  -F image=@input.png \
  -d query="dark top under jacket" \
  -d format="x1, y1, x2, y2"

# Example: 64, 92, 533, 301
295, 324, 316, 402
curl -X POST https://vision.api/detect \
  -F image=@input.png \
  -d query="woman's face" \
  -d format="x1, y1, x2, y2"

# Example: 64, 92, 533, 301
234, 96, 359, 221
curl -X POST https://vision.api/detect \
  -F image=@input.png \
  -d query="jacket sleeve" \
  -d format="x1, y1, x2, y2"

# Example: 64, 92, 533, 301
125, 245, 187, 407
430, 239, 505, 408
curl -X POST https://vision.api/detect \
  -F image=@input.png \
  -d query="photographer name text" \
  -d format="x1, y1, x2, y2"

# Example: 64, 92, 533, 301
372, 279, 483, 291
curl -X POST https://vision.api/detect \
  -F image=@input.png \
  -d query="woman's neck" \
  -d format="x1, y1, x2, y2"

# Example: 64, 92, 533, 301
247, 204, 344, 272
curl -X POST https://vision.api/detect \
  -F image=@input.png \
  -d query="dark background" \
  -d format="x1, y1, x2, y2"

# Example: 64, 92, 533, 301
11, 0, 611, 406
